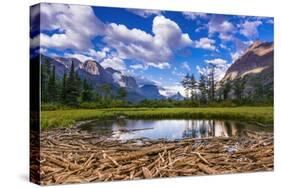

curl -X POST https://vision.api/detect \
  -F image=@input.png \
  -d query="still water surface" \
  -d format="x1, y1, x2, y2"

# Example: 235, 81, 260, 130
80, 119, 271, 141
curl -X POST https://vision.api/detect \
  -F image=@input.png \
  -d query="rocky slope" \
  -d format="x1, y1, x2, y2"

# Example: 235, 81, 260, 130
222, 41, 273, 81
77, 60, 114, 87
220, 41, 273, 99
140, 84, 166, 100
40, 55, 168, 102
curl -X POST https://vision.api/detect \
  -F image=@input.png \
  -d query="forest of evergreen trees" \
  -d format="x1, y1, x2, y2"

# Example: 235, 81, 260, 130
180, 63, 273, 105
41, 60, 129, 108
41, 60, 273, 110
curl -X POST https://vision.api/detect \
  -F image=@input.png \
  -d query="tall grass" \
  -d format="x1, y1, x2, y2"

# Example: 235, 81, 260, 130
40, 107, 273, 130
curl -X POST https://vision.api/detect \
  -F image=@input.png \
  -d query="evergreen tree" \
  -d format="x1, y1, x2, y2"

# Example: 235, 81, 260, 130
41, 59, 51, 102
190, 74, 197, 100
222, 81, 231, 100
47, 65, 58, 102
198, 74, 208, 103
81, 79, 93, 102
181, 73, 197, 100
181, 73, 192, 98
233, 77, 246, 100
100, 84, 111, 100
206, 74, 212, 101
75, 72, 82, 95
117, 87, 127, 100
208, 64, 216, 101
65, 62, 80, 106
92, 91, 101, 102
60, 72, 67, 103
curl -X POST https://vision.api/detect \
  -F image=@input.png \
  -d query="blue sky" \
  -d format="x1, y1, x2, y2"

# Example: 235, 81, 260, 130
30, 3, 273, 96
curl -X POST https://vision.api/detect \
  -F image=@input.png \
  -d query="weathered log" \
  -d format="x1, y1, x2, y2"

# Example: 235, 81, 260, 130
100, 145, 178, 163
197, 163, 217, 174
35, 128, 273, 185
191, 152, 211, 165
142, 167, 152, 179
41, 154, 81, 170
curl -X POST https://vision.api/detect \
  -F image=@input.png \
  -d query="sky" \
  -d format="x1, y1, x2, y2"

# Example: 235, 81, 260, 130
30, 3, 274, 96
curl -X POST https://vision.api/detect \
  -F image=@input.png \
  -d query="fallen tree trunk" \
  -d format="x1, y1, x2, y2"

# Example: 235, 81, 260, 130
32, 128, 274, 185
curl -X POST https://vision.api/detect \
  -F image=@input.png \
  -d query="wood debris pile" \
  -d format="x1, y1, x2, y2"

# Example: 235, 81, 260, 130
31, 128, 273, 185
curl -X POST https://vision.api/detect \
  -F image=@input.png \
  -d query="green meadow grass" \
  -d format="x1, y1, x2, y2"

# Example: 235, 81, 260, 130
40, 107, 273, 130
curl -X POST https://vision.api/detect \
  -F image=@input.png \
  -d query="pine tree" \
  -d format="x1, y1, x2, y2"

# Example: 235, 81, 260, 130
208, 64, 216, 101
117, 87, 127, 100
65, 62, 80, 106
100, 84, 111, 100
190, 74, 197, 100
233, 77, 246, 100
181, 73, 191, 98
41, 59, 51, 102
75, 72, 82, 95
60, 72, 67, 103
222, 81, 231, 100
47, 65, 58, 102
198, 74, 207, 103
92, 91, 101, 102
81, 79, 93, 102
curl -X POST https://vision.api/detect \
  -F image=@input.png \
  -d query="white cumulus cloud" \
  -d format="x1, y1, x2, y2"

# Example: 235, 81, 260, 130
100, 56, 126, 72
183, 12, 207, 20
195, 37, 216, 50
130, 62, 171, 70
181, 61, 191, 71
204, 58, 227, 66
240, 20, 262, 38
64, 53, 93, 63
87, 47, 110, 62
208, 15, 235, 41
38, 3, 105, 51
159, 84, 186, 97
104, 15, 193, 68
127, 9, 161, 18
197, 58, 231, 81
147, 62, 171, 69
130, 64, 146, 70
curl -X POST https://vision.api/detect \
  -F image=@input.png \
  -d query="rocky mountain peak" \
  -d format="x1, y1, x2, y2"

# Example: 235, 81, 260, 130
247, 41, 273, 57
53, 57, 81, 69
82, 60, 102, 75
140, 84, 165, 100
222, 41, 273, 81
218, 41, 273, 100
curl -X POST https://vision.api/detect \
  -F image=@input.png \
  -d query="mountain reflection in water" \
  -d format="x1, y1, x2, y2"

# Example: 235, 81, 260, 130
80, 119, 268, 141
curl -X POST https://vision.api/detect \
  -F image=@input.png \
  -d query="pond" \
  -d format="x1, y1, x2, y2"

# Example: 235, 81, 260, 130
80, 119, 272, 141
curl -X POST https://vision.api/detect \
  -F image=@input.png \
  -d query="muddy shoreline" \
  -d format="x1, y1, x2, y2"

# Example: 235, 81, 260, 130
32, 128, 273, 185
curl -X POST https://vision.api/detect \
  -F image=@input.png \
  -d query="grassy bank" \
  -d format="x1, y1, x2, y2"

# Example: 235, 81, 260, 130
40, 107, 273, 130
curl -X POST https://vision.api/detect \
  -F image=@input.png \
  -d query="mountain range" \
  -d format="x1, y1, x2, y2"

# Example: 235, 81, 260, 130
40, 40, 273, 102
40, 55, 185, 102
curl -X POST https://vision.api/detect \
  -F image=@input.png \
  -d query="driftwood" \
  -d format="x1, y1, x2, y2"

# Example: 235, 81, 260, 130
30, 128, 274, 185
